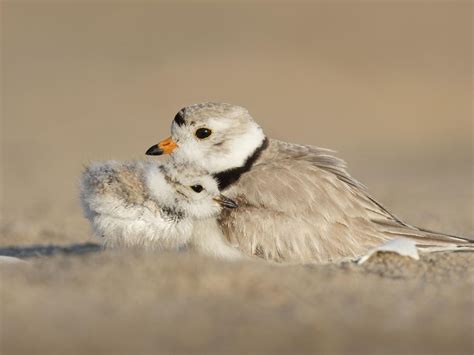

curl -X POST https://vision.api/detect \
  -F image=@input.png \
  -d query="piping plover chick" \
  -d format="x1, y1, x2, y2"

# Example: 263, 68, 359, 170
146, 102, 473, 263
80, 160, 242, 259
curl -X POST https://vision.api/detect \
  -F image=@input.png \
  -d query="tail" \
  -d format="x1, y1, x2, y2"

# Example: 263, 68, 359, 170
362, 192, 473, 247
372, 217, 474, 248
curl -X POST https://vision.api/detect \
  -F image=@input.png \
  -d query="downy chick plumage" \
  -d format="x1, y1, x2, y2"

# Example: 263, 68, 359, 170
80, 159, 241, 258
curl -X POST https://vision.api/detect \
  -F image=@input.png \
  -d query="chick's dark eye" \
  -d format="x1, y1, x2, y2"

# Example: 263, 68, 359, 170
195, 128, 212, 139
191, 185, 204, 193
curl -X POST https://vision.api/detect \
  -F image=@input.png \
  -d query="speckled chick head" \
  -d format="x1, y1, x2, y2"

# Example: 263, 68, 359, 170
146, 160, 237, 220
168, 103, 266, 173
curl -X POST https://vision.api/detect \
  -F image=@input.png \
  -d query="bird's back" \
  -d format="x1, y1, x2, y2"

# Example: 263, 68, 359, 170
81, 161, 150, 206
219, 139, 472, 263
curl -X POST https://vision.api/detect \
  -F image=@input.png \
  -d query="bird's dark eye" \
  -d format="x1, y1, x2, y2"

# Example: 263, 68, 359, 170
195, 128, 212, 139
191, 185, 204, 193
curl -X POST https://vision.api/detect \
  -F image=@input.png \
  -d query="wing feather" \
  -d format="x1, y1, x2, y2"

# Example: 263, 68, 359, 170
219, 139, 472, 263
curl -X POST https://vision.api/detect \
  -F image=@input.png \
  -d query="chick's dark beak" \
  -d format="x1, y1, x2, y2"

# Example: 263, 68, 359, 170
214, 195, 238, 209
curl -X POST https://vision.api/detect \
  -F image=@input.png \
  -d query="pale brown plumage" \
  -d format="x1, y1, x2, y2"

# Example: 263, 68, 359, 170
218, 139, 472, 263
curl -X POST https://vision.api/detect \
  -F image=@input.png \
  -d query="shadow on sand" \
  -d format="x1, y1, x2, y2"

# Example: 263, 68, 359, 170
0, 243, 102, 259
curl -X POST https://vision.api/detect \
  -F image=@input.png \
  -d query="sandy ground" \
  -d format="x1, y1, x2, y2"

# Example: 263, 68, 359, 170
1, 250, 473, 355
1, 2, 473, 355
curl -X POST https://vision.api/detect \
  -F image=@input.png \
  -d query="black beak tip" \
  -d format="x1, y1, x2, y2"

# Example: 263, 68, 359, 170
146, 145, 163, 156
222, 198, 238, 209
227, 201, 238, 209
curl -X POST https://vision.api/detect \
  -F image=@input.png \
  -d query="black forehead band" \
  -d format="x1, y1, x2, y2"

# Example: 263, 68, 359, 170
173, 109, 186, 127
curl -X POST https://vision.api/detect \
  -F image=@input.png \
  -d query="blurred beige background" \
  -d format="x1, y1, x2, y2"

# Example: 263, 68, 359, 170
1, 4, 473, 354
1, 1, 472, 244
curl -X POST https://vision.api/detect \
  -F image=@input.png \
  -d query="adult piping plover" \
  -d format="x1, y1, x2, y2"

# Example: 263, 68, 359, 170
146, 102, 473, 263
80, 160, 242, 259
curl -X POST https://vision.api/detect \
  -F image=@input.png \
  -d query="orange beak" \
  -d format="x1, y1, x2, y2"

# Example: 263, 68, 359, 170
145, 136, 178, 156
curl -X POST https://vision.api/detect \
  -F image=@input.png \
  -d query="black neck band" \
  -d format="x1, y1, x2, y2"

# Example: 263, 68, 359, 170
213, 137, 269, 191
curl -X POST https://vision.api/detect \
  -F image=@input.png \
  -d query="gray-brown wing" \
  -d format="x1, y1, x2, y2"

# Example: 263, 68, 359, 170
219, 142, 472, 263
